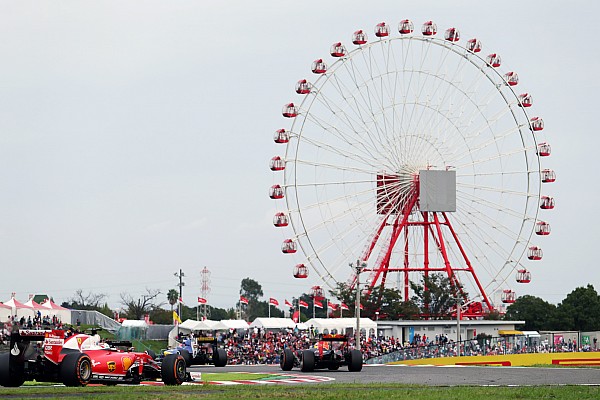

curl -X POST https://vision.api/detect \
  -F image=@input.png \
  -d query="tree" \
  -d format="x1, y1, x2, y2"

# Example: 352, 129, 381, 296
240, 278, 263, 302
120, 288, 162, 320
239, 277, 264, 320
167, 289, 179, 314
504, 295, 557, 331
556, 285, 600, 331
62, 289, 107, 311
410, 273, 463, 319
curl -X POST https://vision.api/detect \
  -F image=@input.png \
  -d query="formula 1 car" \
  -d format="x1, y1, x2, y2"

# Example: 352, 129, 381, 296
161, 335, 227, 367
0, 328, 188, 387
280, 334, 363, 372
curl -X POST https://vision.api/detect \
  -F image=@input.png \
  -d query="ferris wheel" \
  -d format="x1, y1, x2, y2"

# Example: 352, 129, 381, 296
269, 20, 555, 316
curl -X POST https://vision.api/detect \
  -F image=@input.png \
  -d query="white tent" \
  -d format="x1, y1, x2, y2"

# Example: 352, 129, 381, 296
250, 317, 296, 330
0, 303, 12, 322
121, 320, 149, 328
168, 319, 225, 348
212, 319, 249, 330
304, 318, 377, 335
3, 297, 35, 319
40, 299, 72, 325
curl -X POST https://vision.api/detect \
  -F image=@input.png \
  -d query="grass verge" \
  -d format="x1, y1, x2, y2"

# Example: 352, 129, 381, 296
3, 383, 600, 400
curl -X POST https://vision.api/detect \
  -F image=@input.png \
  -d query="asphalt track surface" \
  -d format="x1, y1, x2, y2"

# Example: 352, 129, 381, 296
191, 364, 600, 386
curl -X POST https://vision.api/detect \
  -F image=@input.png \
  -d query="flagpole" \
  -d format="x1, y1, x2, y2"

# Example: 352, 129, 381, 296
269, 303, 271, 318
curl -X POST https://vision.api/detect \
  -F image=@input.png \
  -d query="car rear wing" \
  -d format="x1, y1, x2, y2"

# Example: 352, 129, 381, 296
196, 337, 218, 344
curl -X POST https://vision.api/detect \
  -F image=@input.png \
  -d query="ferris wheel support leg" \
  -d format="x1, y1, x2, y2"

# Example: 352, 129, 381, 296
404, 224, 410, 302
367, 194, 418, 298
431, 213, 461, 294
441, 213, 495, 312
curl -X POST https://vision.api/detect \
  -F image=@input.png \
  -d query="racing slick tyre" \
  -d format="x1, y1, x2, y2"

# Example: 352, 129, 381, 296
59, 353, 93, 387
0, 353, 25, 387
161, 354, 187, 385
348, 349, 363, 372
145, 349, 157, 360
300, 350, 315, 372
213, 348, 228, 367
178, 349, 192, 367
280, 348, 294, 371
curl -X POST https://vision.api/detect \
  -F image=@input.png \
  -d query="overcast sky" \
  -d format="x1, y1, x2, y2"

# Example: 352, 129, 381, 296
0, 1, 596, 311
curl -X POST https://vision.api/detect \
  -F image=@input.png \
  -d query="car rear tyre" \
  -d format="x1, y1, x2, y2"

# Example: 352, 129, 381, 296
280, 348, 294, 371
213, 348, 227, 367
348, 349, 363, 372
179, 349, 192, 367
161, 354, 187, 385
300, 350, 315, 372
145, 349, 157, 360
0, 353, 25, 387
59, 353, 92, 387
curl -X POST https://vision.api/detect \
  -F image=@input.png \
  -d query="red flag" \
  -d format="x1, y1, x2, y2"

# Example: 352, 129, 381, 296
299, 300, 308, 308
314, 300, 323, 309
198, 297, 207, 304
292, 310, 299, 323
328, 303, 337, 310
341, 303, 349, 310
269, 297, 279, 306
240, 296, 249, 305
285, 299, 293, 307
360, 304, 364, 310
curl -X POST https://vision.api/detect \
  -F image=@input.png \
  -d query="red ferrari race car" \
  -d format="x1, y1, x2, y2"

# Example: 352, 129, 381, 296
0, 328, 188, 387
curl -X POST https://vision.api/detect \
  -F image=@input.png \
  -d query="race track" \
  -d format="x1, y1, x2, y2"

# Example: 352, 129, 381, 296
191, 364, 600, 386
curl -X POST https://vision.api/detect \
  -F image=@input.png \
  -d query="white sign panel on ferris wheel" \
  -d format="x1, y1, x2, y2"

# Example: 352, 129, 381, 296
419, 170, 456, 212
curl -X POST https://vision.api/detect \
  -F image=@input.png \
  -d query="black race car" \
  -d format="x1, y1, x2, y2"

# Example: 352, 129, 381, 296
280, 334, 363, 372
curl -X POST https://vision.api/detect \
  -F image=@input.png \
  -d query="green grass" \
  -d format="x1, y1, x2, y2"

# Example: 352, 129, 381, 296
2, 384, 600, 400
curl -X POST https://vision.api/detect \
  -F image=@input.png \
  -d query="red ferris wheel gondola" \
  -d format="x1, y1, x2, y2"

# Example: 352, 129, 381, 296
466, 38, 482, 53
486, 53, 502, 68
501, 289, 516, 304
518, 93, 533, 107
269, 156, 285, 171
445, 27, 460, 42
537, 142, 551, 157
282, 103, 298, 118
295, 79, 311, 94
527, 246, 543, 260
535, 221, 551, 235
398, 19, 414, 35
352, 30, 368, 45
311, 59, 327, 74
541, 169, 556, 183
504, 71, 519, 86
530, 117, 544, 131
421, 21, 437, 36
269, 184, 284, 199
281, 239, 297, 254
273, 129, 289, 144
273, 212, 289, 227
540, 196, 555, 209
516, 269, 532, 283
375, 22, 390, 37
330, 42, 347, 57
293, 263, 308, 278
